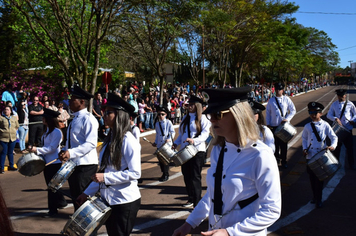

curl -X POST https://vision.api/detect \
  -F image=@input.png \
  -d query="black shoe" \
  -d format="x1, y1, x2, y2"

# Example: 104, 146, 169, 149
310, 199, 316, 204
8, 167, 17, 171
159, 175, 169, 182
0, 169, 4, 174
316, 201, 323, 208
138, 178, 143, 184
57, 203, 68, 209
42, 211, 58, 218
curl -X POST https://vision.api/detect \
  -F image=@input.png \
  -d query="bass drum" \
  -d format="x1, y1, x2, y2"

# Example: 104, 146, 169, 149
274, 122, 297, 143
17, 153, 45, 177
308, 149, 341, 181
171, 145, 198, 166
62, 196, 111, 236
48, 160, 76, 192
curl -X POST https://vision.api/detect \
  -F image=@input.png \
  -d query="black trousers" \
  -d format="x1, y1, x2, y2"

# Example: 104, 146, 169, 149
270, 126, 288, 164
181, 151, 205, 207
333, 131, 355, 168
28, 123, 43, 146
307, 165, 324, 203
159, 161, 169, 176
105, 198, 141, 236
43, 163, 67, 213
68, 164, 98, 211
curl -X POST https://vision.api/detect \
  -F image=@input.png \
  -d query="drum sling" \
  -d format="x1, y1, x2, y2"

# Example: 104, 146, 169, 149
339, 100, 347, 120
310, 122, 322, 143
275, 97, 287, 118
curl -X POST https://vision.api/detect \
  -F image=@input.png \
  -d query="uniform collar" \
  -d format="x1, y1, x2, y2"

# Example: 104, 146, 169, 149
72, 108, 88, 116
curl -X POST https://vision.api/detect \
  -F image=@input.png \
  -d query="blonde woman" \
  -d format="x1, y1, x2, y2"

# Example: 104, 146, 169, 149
173, 87, 281, 236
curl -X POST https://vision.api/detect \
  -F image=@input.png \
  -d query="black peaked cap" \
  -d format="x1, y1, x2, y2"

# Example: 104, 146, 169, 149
156, 105, 169, 114
42, 108, 60, 118
202, 86, 251, 114
274, 82, 285, 91
335, 89, 347, 96
103, 93, 135, 114
248, 98, 265, 112
308, 102, 324, 111
189, 95, 204, 104
71, 85, 94, 100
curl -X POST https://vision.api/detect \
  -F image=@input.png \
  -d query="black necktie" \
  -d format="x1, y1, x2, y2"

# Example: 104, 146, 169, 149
67, 121, 73, 149
214, 144, 225, 215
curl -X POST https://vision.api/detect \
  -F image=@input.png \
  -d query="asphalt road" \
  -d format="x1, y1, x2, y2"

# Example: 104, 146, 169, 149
1, 85, 356, 236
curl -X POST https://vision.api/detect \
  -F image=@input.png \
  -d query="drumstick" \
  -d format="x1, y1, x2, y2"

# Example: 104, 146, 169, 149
45, 159, 58, 166
142, 137, 153, 144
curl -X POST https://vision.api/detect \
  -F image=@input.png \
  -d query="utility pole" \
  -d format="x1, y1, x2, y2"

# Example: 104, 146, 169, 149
349, 60, 353, 81
202, 25, 205, 89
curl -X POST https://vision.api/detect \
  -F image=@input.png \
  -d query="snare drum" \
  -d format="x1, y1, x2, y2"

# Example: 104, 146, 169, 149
62, 196, 111, 236
332, 122, 350, 143
274, 122, 297, 143
155, 143, 176, 165
308, 149, 341, 181
48, 160, 76, 192
171, 145, 198, 166
17, 153, 45, 176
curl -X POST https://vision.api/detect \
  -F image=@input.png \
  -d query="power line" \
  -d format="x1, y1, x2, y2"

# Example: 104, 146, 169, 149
337, 45, 356, 52
297, 11, 356, 15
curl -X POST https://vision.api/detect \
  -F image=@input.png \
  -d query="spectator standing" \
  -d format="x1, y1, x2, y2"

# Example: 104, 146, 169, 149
1, 84, 17, 109
0, 106, 19, 173
28, 96, 44, 147
138, 98, 146, 132
92, 92, 105, 136
62, 93, 70, 111
17, 101, 29, 154
57, 102, 70, 145
144, 96, 153, 130
49, 99, 58, 111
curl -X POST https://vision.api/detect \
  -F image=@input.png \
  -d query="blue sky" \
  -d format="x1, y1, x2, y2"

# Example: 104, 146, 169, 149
290, 0, 356, 68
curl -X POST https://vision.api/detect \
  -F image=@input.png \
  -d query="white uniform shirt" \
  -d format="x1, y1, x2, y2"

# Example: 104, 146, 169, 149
174, 113, 211, 152
302, 120, 338, 159
84, 132, 141, 205
37, 128, 62, 164
261, 125, 275, 153
326, 100, 356, 131
266, 96, 296, 126
131, 125, 140, 140
186, 140, 281, 236
154, 119, 175, 148
63, 108, 99, 165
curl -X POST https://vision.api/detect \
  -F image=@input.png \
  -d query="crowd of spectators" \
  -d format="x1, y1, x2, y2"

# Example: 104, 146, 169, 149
0, 79, 329, 168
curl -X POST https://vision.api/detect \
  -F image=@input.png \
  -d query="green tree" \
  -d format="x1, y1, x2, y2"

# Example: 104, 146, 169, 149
8, 0, 125, 97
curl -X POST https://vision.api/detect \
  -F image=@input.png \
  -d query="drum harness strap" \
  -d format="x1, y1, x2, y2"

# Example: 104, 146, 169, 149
212, 143, 259, 229
275, 97, 287, 118
339, 100, 348, 120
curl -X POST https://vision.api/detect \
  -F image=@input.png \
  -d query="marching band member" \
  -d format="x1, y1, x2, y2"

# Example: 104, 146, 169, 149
152, 106, 175, 182
58, 85, 99, 211
173, 87, 281, 236
77, 93, 141, 236
173, 95, 211, 208
249, 99, 275, 152
302, 102, 338, 208
266, 82, 296, 168
30, 108, 67, 217
326, 89, 356, 170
